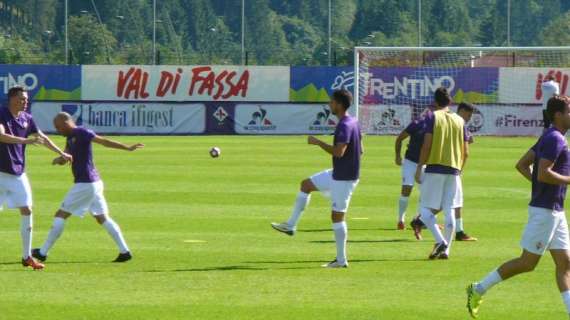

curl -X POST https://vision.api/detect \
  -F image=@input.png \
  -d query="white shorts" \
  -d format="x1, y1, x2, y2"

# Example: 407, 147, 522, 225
60, 180, 109, 217
453, 177, 463, 209
310, 169, 359, 213
420, 173, 462, 211
520, 206, 570, 255
401, 159, 425, 187
0, 172, 32, 209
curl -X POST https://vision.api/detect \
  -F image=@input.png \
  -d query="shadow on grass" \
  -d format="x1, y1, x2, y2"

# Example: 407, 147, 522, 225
243, 257, 427, 265
141, 265, 270, 273
309, 239, 415, 244
299, 228, 388, 233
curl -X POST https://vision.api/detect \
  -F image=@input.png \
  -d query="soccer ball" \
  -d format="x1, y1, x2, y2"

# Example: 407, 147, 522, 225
209, 147, 221, 158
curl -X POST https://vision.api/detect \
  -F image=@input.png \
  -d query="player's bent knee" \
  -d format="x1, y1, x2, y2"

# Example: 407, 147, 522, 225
94, 214, 107, 225
331, 211, 345, 222
19, 207, 32, 216
55, 210, 72, 219
301, 179, 316, 193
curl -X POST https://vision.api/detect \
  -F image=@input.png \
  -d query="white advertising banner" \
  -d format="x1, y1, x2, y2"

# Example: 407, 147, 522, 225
31, 102, 205, 134
82, 65, 290, 102
234, 104, 340, 135
465, 105, 543, 136
498, 68, 570, 104
359, 104, 412, 135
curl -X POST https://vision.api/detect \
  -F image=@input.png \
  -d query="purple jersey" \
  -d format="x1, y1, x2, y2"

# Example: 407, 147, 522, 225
333, 115, 362, 181
404, 118, 428, 163
423, 111, 470, 175
0, 107, 38, 176
529, 127, 570, 211
66, 127, 100, 183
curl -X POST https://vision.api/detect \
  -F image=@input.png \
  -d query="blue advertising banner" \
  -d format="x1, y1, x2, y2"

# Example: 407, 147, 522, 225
0, 65, 81, 101
290, 66, 354, 102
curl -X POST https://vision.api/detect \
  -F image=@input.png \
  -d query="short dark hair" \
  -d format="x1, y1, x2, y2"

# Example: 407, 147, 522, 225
434, 87, 451, 107
332, 89, 353, 110
458, 102, 475, 113
7, 86, 25, 99
546, 95, 569, 122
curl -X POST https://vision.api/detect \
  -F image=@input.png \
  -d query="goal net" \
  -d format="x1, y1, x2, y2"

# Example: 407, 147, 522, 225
354, 47, 570, 136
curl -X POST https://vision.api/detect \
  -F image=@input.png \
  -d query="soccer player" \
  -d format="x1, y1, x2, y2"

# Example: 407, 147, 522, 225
542, 74, 560, 130
32, 112, 144, 263
467, 95, 570, 318
0, 86, 72, 270
270, 89, 362, 268
454, 102, 477, 241
409, 102, 477, 242
394, 112, 428, 230
415, 87, 469, 260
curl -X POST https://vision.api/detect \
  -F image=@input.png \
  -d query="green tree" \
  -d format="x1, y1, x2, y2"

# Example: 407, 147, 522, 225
68, 14, 117, 64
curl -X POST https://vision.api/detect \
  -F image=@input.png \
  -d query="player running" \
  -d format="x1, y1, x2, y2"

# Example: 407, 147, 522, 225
32, 112, 143, 263
415, 87, 469, 260
467, 95, 570, 318
0, 86, 72, 270
270, 89, 362, 268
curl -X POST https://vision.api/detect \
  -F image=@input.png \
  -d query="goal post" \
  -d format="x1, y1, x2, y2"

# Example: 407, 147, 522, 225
354, 46, 570, 136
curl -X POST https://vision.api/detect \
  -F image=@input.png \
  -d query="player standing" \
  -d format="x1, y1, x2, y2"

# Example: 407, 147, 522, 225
32, 112, 143, 263
270, 89, 362, 268
415, 87, 469, 260
394, 112, 428, 229
0, 86, 72, 270
454, 102, 477, 241
467, 95, 570, 318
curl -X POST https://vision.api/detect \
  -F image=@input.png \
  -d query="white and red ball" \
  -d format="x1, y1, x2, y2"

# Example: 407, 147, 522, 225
209, 147, 221, 158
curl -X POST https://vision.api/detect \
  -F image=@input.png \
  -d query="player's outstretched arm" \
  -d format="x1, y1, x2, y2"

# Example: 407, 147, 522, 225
395, 130, 409, 166
34, 131, 73, 162
307, 136, 347, 158
515, 149, 535, 182
0, 124, 44, 145
92, 136, 144, 151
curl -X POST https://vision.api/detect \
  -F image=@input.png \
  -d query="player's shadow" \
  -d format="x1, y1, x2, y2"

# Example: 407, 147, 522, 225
300, 228, 387, 233
243, 258, 426, 265
309, 239, 415, 243
142, 265, 270, 273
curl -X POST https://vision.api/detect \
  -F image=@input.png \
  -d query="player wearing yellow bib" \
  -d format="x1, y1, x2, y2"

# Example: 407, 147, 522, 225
414, 87, 469, 260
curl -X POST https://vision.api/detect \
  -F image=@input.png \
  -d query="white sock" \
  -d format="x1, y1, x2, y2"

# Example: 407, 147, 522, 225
476, 270, 503, 295
40, 217, 66, 256
443, 208, 456, 255
21, 215, 32, 259
419, 207, 445, 244
398, 196, 409, 222
456, 218, 464, 233
102, 217, 130, 253
562, 290, 570, 314
287, 192, 311, 228
332, 221, 347, 264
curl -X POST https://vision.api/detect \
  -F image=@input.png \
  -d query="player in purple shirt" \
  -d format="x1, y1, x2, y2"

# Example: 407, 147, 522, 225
468, 95, 570, 318
0, 86, 72, 270
394, 112, 429, 230
271, 89, 362, 268
32, 112, 144, 263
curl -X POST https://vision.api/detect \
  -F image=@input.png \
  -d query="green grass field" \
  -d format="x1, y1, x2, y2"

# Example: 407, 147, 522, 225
0, 135, 566, 320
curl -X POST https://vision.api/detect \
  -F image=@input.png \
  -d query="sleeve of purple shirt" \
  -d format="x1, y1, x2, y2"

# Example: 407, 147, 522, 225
463, 126, 471, 142
424, 113, 435, 134
335, 123, 351, 144
405, 120, 420, 135
83, 128, 96, 141
541, 133, 566, 162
